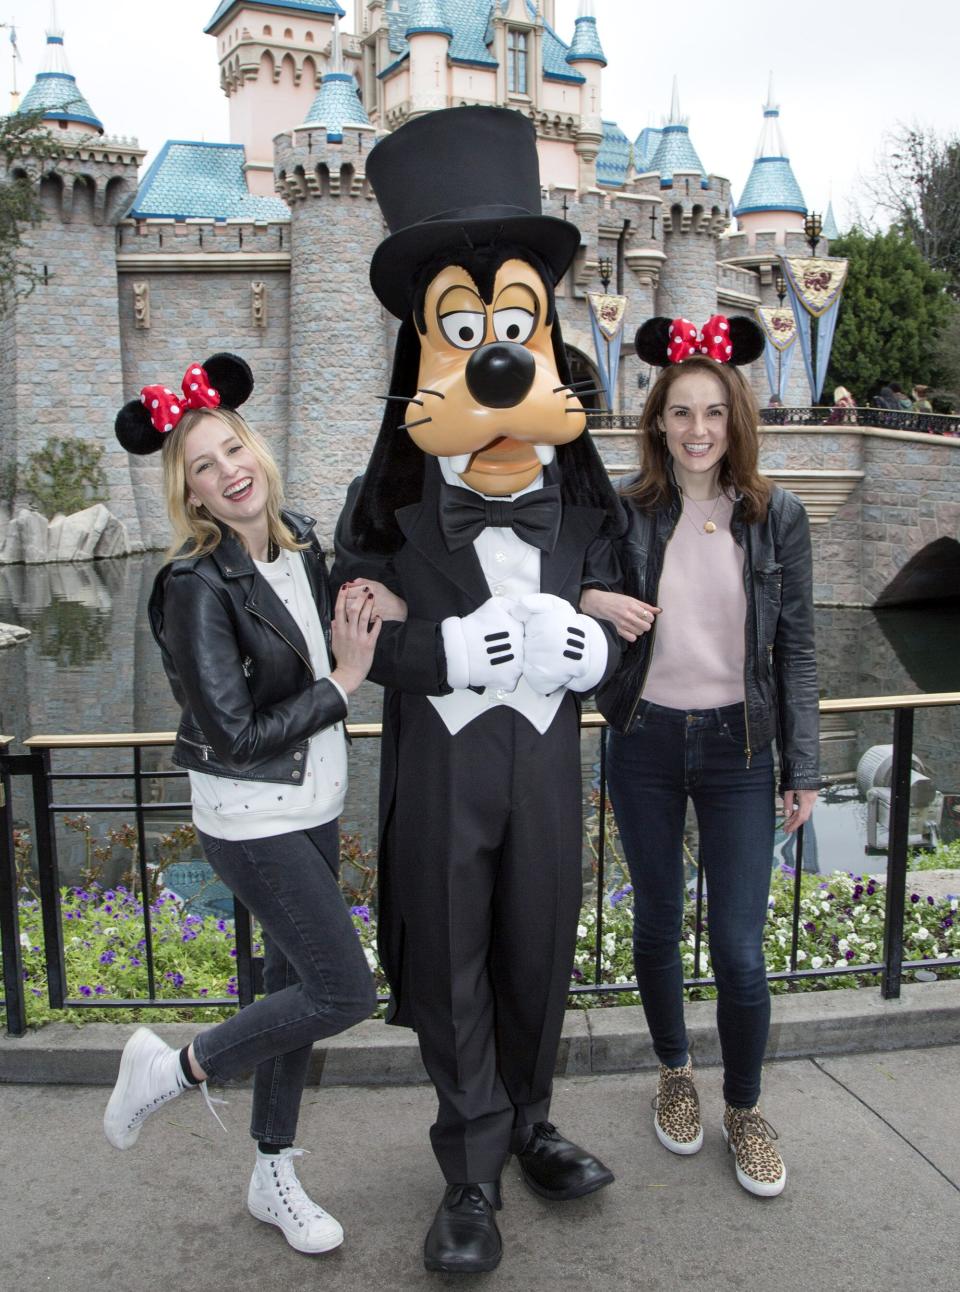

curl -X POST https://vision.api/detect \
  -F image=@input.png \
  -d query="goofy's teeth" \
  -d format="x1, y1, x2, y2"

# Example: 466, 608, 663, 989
534, 444, 556, 466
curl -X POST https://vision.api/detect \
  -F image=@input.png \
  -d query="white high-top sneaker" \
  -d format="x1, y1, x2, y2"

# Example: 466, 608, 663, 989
247, 1147, 344, 1254
103, 1027, 225, 1150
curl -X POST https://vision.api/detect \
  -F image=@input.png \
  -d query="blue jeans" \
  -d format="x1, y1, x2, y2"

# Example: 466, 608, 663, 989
606, 701, 775, 1108
191, 821, 377, 1144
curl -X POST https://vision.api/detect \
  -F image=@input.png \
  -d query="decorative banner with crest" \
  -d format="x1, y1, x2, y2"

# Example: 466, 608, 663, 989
587, 292, 629, 409
778, 256, 849, 402
755, 306, 798, 403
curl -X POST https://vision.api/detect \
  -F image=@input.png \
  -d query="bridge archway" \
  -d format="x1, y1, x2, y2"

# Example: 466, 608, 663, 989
874, 537, 960, 608
565, 346, 604, 410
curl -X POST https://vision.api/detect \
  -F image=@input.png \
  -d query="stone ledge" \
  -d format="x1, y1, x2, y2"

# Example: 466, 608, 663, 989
3, 982, 958, 1087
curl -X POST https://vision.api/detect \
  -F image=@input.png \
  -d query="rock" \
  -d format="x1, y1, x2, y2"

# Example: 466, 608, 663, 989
46, 513, 65, 563
55, 503, 111, 561
0, 516, 21, 564
17, 509, 48, 564
0, 621, 30, 649
0, 501, 9, 550
93, 511, 129, 559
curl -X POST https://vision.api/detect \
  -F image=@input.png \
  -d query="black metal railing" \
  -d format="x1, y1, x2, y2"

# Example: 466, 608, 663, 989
2, 696, 958, 1037
586, 408, 960, 436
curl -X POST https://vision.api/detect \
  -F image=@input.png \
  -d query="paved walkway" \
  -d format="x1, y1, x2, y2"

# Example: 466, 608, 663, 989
3, 1039, 959, 1292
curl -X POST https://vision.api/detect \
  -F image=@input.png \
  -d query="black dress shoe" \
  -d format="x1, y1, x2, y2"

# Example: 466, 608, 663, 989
423, 1182, 503, 1273
514, 1122, 615, 1200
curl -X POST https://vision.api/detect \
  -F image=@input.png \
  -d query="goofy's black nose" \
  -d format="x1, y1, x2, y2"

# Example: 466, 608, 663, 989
465, 342, 536, 409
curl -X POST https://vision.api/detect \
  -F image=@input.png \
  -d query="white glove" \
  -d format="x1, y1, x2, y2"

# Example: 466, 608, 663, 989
511, 592, 609, 695
441, 597, 524, 692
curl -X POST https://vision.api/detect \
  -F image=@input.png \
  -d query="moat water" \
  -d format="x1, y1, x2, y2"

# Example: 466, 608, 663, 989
2, 553, 959, 903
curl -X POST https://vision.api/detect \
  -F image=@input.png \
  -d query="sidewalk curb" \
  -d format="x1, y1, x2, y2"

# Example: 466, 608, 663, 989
2, 981, 959, 1086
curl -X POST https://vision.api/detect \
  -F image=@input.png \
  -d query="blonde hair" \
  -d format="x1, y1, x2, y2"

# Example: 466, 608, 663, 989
161, 407, 306, 561
625, 355, 771, 524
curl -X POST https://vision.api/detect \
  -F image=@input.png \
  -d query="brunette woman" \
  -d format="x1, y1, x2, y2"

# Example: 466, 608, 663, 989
583, 316, 819, 1198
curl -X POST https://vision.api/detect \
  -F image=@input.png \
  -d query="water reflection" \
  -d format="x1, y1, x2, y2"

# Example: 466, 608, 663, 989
1, 555, 959, 896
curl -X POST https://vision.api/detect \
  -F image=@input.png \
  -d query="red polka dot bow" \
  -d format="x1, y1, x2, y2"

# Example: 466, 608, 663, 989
139, 363, 221, 435
667, 315, 733, 364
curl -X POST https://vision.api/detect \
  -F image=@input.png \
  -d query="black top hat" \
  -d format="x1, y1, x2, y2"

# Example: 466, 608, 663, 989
367, 106, 581, 319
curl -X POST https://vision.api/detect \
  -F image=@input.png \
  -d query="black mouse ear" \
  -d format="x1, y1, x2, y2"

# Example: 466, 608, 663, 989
635, 317, 673, 367
115, 399, 166, 455
203, 353, 254, 409
727, 316, 766, 366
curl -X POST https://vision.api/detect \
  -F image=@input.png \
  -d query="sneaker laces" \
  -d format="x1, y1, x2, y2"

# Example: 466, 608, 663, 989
652, 1068, 699, 1115
197, 1080, 229, 1135
269, 1148, 330, 1221
727, 1108, 779, 1151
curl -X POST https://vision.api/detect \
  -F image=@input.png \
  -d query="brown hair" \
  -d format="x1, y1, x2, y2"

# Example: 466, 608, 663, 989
625, 355, 771, 523
161, 407, 306, 561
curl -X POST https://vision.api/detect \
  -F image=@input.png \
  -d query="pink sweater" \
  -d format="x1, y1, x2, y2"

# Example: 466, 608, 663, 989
642, 494, 747, 710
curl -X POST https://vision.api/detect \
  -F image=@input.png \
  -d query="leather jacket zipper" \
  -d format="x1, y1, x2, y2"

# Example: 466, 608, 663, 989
738, 514, 753, 769
247, 606, 316, 680
624, 500, 680, 732
180, 734, 213, 761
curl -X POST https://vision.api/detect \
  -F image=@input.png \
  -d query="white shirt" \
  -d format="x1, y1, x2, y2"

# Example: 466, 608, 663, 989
190, 547, 349, 840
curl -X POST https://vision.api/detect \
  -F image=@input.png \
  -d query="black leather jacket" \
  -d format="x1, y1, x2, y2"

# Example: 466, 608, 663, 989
148, 511, 347, 785
596, 481, 820, 792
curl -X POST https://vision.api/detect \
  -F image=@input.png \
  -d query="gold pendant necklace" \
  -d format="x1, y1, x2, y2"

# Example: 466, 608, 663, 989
682, 492, 722, 534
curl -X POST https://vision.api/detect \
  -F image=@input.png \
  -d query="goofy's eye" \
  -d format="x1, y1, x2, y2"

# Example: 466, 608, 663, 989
493, 307, 535, 344
440, 311, 486, 350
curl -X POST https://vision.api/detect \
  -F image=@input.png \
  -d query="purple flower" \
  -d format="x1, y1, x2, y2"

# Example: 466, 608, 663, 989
181, 930, 197, 942
199, 988, 209, 997
927, 896, 935, 906
78, 985, 93, 997
803, 921, 816, 932
779, 862, 796, 876
216, 919, 228, 932
164, 971, 185, 989
911, 894, 921, 903
350, 905, 372, 924
127, 956, 142, 968
853, 885, 864, 899
609, 885, 633, 907
99, 950, 116, 965
229, 947, 237, 958
943, 918, 953, 929
94, 985, 108, 996
845, 949, 855, 960
866, 884, 877, 896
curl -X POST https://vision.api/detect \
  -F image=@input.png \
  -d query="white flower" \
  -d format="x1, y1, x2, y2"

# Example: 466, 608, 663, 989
796, 948, 807, 961
913, 927, 930, 941
834, 958, 848, 968
811, 955, 824, 969
363, 947, 378, 970
577, 924, 587, 939
20, 931, 30, 949
838, 938, 849, 952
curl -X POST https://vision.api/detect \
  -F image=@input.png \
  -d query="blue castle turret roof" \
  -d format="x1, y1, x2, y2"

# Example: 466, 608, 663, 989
19, 29, 103, 133
205, 1, 345, 32
406, 0, 453, 38
822, 202, 840, 240
647, 80, 708, 190
302, 17, 373, 139
634, 127, 662, 173
381, 1, 585, 84
596, 121, 631, 188
566, 6, 606, 67
734, 81, 806, 216
127, 142, 290, 221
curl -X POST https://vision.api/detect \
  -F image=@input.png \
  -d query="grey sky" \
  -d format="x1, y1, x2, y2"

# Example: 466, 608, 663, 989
6, 1, 959, 229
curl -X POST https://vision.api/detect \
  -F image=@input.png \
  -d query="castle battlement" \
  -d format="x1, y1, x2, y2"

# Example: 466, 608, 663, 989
115, 218, 289, 257
274, 126, 380, 203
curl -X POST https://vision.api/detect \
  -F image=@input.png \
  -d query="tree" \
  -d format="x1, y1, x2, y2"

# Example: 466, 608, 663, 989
825, 227, 951, 401
0, 107, 62, 315
865, 125, 960, 296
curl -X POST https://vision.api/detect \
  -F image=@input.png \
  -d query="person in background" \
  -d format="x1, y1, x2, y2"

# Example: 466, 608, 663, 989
582, 314, 820, 1200
105, 353, 383, 1255
826, 386, 857, 425
912, 385, 933, 413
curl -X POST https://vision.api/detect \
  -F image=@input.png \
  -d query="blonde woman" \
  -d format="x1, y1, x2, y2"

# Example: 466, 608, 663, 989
105, 353, 382, 1254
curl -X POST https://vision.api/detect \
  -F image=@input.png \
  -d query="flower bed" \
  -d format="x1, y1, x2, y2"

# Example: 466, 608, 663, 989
7, 867, 958, 1030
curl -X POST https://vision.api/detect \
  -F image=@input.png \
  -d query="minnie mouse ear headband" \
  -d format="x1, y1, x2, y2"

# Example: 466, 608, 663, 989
114, 353, 254, 456
635, 315, 765, 368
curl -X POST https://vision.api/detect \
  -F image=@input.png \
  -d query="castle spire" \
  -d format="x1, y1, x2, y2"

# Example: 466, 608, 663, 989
734, 75, 806, 217
301, 15, 374, 141
405, 0, 453, 39
18, 3, 104, 134
566, 1, 606, 67
649, 77, 706, 189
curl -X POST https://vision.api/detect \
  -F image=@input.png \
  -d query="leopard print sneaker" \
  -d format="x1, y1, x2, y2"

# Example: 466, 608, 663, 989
651, 1061, 703, 1155
722, 1105, 786, 1197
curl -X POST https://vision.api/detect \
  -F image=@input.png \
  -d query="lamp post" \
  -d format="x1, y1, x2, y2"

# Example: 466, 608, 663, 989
598, 255, 613, 293
774, 273, 787, 401
803, 212, 824, 403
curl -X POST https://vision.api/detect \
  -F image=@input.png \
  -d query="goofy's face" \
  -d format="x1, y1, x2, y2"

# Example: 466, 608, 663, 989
408, 258, 586, 496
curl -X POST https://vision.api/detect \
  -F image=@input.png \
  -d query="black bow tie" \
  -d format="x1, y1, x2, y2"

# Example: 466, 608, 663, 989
439, 482, 562, 554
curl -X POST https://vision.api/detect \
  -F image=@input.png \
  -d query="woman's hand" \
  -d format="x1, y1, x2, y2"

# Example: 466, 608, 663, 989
341, 578, 408, 622
580, 588, 660, 643
330, 586, 382, 695
781, 788, 817, 834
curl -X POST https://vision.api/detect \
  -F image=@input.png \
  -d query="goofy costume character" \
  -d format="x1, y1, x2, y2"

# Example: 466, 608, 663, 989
333, 107, 623, 1274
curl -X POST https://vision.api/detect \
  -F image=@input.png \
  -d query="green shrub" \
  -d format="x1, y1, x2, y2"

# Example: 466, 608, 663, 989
22, 438, 106, 517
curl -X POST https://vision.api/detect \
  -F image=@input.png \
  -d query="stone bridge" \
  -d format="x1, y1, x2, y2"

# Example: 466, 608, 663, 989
591, 418, 960, 609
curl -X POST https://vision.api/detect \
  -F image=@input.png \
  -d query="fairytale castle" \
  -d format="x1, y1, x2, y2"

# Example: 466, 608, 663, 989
1, 1, 834, 550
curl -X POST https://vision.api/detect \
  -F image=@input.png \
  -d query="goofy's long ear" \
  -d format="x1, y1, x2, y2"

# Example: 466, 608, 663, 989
551, 319, 626, 537
350, 316, 426, 553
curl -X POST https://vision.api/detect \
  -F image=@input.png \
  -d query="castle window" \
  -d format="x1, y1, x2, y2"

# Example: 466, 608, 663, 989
305, 31, 314, 43
263, 25, 272, 36
284, 27, 293, 39
506, 28, 528, 94
506, 29, 529, 94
